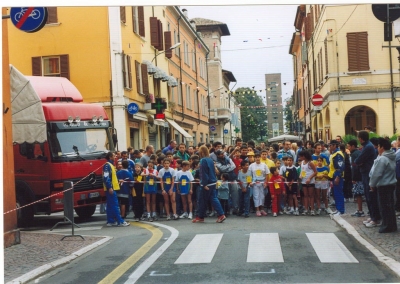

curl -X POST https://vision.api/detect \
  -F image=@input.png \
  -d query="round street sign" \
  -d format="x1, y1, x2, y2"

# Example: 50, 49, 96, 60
312, 94, 323, 106
210, 125, 216, 132
127, 102, 139, 115
372, 4, 400, 23
10, 7, 48, 33
223, 129, 229, 134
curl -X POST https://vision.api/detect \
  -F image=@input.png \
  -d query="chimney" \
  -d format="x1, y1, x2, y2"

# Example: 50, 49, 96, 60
190, 20, 196, 30
182, 8, 188, 19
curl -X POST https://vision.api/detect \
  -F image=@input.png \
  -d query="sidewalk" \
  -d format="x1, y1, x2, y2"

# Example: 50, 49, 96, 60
334, 199, 400, 263
4, 201, 400, 283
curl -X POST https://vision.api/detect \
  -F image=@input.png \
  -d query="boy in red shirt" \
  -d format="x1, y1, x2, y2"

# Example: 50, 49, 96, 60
269, 166, 286, 217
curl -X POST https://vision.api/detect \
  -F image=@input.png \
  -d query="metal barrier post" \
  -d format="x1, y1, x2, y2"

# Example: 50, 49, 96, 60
50, 181, 84, 240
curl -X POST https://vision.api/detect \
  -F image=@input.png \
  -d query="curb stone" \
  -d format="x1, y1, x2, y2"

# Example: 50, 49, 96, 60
333, 215, 400, 277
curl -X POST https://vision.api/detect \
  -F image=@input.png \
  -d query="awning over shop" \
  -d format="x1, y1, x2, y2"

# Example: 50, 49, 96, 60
166, 118, 193, 141
132, 111, 148, 121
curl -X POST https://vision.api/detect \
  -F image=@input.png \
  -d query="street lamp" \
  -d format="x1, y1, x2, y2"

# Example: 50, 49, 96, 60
152, 42, 181, 63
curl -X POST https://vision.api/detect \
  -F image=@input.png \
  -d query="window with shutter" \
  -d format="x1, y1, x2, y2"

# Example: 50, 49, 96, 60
302, 42, 307, 65
138, 7, 145, 37
305, 14, 311, 41
32, 57, 42, 76
150, 17, 159, 49
132, 7, 138, 34
141, 64, 149, 95
164, 31, 172, 58
194, 89, 198, 113
122, 52, 127, 88
158, 20, 164, 51
46, 7, 58, 24
120, 6, 126, 23
122, 53, 132, 89
319, 49, 323, 83
135, 61, 142, 94
347, 32, 369, 72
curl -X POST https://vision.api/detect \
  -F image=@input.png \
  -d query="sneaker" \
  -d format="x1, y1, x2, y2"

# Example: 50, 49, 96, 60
133, 218, 140, 222
331, 210, 338, 215
256, 211, 262, 217
192, 217, 204, 223
106, 221, 118, 227
365, 221, 377, 227
294, 210, 299, 216
216, 215, 227, 223
188, 212, 193, 220
173, 214, 179, 220
326, 208, 333, 214
279, 211, 284, 215
316, 209, 321, 215
352, 211, 365, 217
286, 209, 294, 215
363, 218, 372, 224
180, 212, 188, 219
302, 211, 307, 216
166, 215, 171, 221
119, 221, 130, 227
273, 212, 277, 217
332, 211, 341, 216
208, 211, 215, 217
149, 217, 154, 222
260, 210, 267, 216
152, 213, 158, 221
311, 211, 315, 216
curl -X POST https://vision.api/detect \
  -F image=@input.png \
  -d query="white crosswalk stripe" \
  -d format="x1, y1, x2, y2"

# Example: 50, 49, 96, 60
174, 232, 358, 264
247, 233, 284, 262
306, 233, 359, 263
175, 234, 223, 264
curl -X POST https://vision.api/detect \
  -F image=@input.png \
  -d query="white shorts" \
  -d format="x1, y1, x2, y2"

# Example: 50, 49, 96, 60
315, 180, 330, 189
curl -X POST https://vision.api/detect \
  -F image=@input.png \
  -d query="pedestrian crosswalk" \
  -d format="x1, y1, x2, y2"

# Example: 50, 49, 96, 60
173, 232, 358, 264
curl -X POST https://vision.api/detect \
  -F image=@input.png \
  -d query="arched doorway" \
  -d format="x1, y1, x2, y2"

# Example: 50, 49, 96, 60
345, 106, 376, 135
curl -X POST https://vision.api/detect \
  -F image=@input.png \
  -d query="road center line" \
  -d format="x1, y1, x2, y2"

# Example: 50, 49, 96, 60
98, 222, 162, 284
125, 222, 179, 283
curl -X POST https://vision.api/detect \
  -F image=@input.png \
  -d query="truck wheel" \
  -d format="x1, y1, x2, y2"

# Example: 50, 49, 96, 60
16, 193, 34, 227
75, 205, 96, 219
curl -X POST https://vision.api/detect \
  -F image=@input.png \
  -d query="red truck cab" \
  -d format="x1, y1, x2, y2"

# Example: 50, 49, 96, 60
13, 74, 115, 226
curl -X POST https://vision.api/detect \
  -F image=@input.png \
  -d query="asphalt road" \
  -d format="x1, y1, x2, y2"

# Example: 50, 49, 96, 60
26, 211, 400, 284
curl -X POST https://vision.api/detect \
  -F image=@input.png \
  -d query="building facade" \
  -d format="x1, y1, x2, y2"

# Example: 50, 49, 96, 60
290, 4, 400, 141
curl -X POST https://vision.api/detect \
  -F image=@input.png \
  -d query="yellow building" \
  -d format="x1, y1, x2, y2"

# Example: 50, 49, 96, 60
7, 6, 197, 151
291, 4, 400, 141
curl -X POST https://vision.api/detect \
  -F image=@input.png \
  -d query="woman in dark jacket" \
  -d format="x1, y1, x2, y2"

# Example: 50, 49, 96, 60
192, 145, 226, 223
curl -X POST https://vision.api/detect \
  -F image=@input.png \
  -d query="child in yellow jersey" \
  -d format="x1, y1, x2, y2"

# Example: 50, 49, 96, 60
315, 156, 330, 214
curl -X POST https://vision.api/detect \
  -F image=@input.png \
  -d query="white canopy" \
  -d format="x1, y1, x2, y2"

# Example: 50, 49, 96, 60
268, 134, 301, 143
10, 65, 47, 144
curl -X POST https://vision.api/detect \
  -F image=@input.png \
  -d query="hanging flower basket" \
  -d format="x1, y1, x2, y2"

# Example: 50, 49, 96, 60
145, 93, 154, 103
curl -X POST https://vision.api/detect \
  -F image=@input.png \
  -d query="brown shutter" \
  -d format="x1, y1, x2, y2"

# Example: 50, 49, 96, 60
120, 6, 126, 23
135, 60, 141, 93
164, 31, 172, 58
305, 14, 311, 41
46, 7, 58, 24
138, 6, 145, 37
32, 57, 42, 76
150, 17, 159, 49
127, 55, 132, 89
141, 64, 149, 95
347, 32, 369, 71
158, 20, 164, 51
324, 38, 328, 74
60, 54, 69, 80
122, 52, 127, 88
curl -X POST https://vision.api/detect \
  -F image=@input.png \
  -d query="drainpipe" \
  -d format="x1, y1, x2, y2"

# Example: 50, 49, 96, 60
194, 37, 201, 125
206, 52, 211, 140
177, 16, 184, 121
228, 81, 237, 144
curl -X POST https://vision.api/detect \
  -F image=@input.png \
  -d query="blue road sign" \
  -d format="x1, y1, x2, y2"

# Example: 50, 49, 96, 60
127, 103, 139, 115
223, 129, 229, 134
10, 7, 48, 33
210, 125, 216, 132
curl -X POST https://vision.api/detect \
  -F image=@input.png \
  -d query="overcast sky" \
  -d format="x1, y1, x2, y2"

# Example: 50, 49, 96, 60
181, 5, 298, 102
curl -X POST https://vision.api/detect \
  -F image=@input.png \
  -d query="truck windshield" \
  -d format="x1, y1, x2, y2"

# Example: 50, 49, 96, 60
49, 128, 111, 160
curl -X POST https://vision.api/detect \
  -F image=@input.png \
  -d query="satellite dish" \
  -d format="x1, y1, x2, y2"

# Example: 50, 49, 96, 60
372, 4, 400, 22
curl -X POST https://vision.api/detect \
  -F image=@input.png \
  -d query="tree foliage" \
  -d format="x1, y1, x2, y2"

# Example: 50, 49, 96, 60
284, 96, 294, 133
233, 87, 268, 142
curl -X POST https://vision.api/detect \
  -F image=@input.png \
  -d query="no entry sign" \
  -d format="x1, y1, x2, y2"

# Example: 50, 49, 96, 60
312, 94, 323, 106
10, 7, 48, 33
